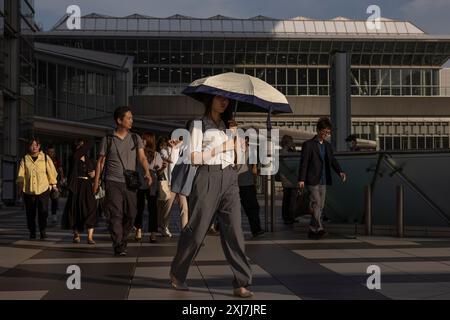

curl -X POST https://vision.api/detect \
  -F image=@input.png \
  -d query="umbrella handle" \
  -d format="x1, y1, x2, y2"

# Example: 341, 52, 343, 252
267, 106, 273, 130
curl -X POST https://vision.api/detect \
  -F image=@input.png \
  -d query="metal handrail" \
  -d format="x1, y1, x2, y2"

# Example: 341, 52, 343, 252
382, 153, 450, 225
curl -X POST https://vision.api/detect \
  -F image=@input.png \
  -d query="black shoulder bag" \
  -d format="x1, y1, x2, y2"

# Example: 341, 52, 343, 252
112, 134, 141, 191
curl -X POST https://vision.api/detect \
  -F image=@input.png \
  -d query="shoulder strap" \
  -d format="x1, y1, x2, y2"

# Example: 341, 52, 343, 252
44, 153, 49, 181
106, 135, 113, 157
101, 135, 113, 182
131, 133, 138, 150
111, 138, 127, 172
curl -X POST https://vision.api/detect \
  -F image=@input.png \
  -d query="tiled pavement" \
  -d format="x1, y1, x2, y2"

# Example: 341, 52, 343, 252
2, 199, 450, 300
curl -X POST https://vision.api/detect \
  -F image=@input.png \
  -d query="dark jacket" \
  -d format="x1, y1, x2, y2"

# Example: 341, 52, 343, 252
298, 136, 343, 186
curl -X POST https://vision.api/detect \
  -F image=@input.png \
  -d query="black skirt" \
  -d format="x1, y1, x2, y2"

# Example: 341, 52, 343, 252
62, 178, 97, 232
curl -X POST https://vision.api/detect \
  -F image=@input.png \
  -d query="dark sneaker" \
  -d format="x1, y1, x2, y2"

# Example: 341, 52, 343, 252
317, 229, 329, 239
40, 231, 48, 240
29, 233, 36, 240
308, 230, 320, 240
114, 249, 127, 256
252, 230, 265, 238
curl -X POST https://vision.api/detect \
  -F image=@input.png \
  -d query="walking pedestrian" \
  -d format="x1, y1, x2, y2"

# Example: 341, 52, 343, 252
134, 132, 164, 243
298, 117, 347, 240
93, 106, 152, 256
279, 135, 298, 224
17, 138, 58, 240
46, 145, 64, 224
237, 136, 264, 237
62, 139, 97, 244
170, 95, 253, 298
157, 137, 188, 237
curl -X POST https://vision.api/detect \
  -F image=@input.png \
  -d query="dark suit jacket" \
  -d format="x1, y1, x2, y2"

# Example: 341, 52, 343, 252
298, 136, 343, 186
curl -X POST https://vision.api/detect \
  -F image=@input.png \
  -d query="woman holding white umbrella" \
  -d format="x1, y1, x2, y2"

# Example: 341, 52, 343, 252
170, 94, 253, 298
170, 72, 292, 298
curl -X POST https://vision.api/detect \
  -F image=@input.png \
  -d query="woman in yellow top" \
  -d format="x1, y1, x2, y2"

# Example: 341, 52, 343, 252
17, 138, 58, 240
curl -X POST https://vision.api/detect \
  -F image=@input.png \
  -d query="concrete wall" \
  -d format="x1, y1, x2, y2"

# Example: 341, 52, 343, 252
130, 95, 450, 120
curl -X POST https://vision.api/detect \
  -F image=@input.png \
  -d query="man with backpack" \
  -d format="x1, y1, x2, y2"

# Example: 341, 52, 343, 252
93, 106, 152, 256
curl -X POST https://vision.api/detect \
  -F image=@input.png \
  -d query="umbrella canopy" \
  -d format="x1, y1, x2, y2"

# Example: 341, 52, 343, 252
182, 72, 292, 114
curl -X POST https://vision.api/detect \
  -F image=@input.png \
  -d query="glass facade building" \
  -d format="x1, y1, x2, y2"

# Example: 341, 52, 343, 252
33, 43, 132, 122
38, 37, 447, 98
27, 14, 450, 153
1, 0, 38, 204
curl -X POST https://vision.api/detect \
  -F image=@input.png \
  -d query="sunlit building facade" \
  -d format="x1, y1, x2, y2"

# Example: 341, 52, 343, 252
34, 13, 450, 151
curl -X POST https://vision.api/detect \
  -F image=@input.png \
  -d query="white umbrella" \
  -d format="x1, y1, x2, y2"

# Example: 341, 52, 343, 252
182, 72, 292, 114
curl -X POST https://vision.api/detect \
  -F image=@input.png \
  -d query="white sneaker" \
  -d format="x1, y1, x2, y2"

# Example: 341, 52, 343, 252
161, 227, 172, 238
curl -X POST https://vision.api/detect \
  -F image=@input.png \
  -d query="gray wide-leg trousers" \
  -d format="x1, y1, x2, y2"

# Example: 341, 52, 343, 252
170, 165, 252, 289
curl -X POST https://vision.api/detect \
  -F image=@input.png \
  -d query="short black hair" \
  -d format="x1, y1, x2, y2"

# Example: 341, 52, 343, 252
28, 137, 40, 148
46, 144, 55, 150
113, 106, 133, 125
316, 117, 332, 131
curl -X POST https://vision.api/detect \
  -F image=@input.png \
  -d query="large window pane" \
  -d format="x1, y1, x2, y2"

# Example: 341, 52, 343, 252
170, 68, 180, 84
160, 51, 169, 64
266, 69, 275, 84
308, 69, 317, 85
318, 69, 328, 85
277, 69, 286, 85
287, 69, 296, 85
255, 68, 265, 81
298, 69, 307, 85
277, 53, 287, 64
391, 69, 400, 86
181, 68, 191, 83
256, 53, 266, 65
160, 67, 169, 82
149, 67, 158, 83
412, 69, 421, 85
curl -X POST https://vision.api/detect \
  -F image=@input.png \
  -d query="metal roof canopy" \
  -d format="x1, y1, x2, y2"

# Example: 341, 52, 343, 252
45, 13, 436, 38
34, 42, 133, 71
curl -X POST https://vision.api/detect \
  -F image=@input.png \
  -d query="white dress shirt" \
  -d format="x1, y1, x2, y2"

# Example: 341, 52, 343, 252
191, 116, 234, 169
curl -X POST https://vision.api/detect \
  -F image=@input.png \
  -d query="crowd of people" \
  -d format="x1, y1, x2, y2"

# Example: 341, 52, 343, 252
16, 99, 347, 298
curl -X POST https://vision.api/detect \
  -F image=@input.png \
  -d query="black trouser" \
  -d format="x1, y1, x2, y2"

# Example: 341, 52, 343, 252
239, 185, 263, 235
105, 181, 137, 252
23, 190, 50, 235
282, 187, 296, 222
51, 197, 58, 215
135, 189, 158, 233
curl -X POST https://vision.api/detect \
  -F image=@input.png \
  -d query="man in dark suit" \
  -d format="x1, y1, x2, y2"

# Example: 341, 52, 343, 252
298, 117, 347, 240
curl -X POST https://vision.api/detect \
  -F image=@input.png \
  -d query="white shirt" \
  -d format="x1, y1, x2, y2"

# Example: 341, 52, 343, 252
138, 151, 163, 194
191, 116, 234, 169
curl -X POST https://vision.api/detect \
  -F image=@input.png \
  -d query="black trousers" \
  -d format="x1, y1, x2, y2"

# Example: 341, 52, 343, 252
23, 190, 50, 234
105, 181, 137, 251
239, 185, 263, 235
51, 197, 58, 215
134, 189, 158, 233
282, 187, 296, 222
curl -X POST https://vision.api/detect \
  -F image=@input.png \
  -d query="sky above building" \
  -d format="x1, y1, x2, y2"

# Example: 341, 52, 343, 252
36, 0, 450, 35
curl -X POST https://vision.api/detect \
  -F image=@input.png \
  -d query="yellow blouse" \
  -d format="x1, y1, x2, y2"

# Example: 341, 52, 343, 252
17, 151, 58, 195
